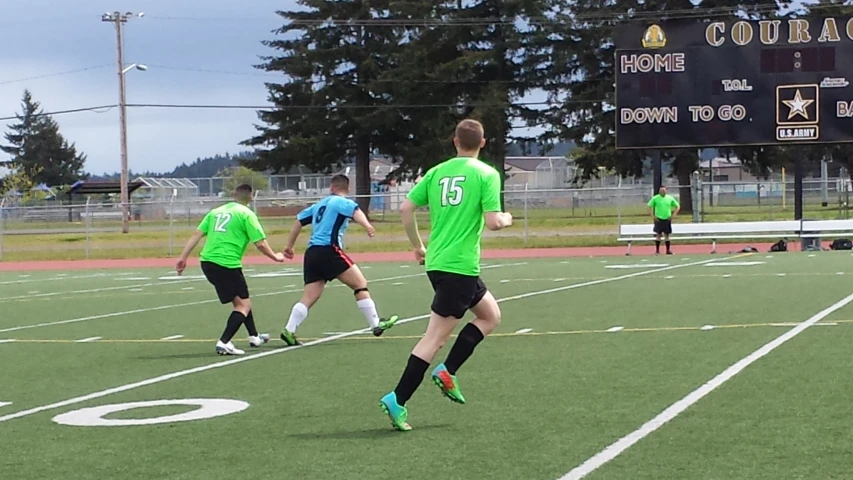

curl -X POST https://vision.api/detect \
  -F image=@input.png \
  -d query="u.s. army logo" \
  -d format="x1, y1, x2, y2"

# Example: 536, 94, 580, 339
776, 84, 819, 141
642, 24, 666, 49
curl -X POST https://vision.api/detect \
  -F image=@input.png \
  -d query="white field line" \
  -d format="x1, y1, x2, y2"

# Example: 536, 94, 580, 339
76, 337, 102, 343
160, 335, 185, 340
0, 263, 522, 334
557, 290, 853, 480
0, 277, 205, 303
0, 256, 733, 424
0, 272, 126, 286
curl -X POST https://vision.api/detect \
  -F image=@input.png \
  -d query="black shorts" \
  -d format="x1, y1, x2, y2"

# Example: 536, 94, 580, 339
303, 245, 354, 285
653, 218, 673, 235
427, 271, 488, 319
200, 261, 249, 304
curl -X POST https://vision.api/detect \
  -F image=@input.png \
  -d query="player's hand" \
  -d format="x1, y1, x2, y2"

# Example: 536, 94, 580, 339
283, 247, 295, 260
175, 259, 186, 276
414, 245, 426, 265
272, 252, 286, 263
502, 212, 513, 227
366, 224, 376, 238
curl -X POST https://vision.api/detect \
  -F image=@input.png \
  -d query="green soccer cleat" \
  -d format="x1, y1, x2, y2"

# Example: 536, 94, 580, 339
372, 314, 400, 337
279, 329, 301, 346
432, 363, 466, 405
379, 392, 412, 432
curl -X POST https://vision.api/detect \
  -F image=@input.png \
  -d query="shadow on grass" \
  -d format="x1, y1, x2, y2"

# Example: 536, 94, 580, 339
287, 423, 452, 440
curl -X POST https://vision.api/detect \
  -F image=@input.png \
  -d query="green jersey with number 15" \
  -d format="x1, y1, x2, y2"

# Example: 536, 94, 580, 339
407, 157, 502, 276
197, 202, 267, 269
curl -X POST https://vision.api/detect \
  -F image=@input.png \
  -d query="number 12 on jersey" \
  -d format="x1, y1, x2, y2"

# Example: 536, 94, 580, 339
439, 176, 466, 206
214, 213, 232, 232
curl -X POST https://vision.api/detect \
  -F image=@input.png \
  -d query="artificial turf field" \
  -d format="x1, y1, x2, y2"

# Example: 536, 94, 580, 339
2, 252, 853, 479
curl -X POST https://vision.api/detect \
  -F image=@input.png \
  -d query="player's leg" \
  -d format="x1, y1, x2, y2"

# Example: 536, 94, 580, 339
653, 219, 663, 254
380, 310, 459, 432
228, 268, 269, 348
664, 220, 673, 254
379, 272, 466, 431
281, 281, 324, 346
433, 280, 499, 404
281, 247, 325, 346
336, 264, 399, 336
202, 262, 251, 356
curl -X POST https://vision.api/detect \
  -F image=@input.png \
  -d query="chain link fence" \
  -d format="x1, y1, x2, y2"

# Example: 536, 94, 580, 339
1, 178, 850, 260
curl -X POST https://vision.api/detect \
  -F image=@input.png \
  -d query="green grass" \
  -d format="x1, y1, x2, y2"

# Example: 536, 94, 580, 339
2, 253, 853, 478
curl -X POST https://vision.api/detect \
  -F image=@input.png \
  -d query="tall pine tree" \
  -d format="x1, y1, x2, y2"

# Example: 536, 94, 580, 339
1, 90, 86, 187
242, 0, 409, 213
383, 0, 561, 203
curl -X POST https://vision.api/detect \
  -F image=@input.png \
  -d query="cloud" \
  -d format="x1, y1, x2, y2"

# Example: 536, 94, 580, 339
0, 0, 291, 176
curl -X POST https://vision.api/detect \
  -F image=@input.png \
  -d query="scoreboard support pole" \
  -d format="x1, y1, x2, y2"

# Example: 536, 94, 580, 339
794, 157, 804, 221
652, 150, 663, 192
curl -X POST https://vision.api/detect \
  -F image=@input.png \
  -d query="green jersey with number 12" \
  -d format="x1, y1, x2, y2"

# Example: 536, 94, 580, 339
407, 157, 502, 276
197, 202, 267, 269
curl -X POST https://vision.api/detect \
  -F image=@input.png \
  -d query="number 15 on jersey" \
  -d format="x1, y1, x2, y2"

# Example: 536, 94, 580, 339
439, 176, 466, 206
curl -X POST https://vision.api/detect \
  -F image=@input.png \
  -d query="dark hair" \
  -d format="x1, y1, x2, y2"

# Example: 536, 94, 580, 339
330, 175, 350, 189
234, 184, 253, 196
455, 119, 484, 150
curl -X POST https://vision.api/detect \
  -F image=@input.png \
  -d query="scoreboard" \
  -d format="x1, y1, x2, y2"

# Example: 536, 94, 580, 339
615, 18, 853, 149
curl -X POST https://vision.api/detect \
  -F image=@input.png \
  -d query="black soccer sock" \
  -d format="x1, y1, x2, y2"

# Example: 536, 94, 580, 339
655, 240, 661, 252
665, 240, 671, 252
444, 323, 486, 375
393, 354, 430, 405
220, 311, 246, 344
244, 310, 259, 337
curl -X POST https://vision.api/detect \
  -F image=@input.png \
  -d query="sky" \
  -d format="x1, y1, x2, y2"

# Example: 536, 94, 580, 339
0, 0, 293, 175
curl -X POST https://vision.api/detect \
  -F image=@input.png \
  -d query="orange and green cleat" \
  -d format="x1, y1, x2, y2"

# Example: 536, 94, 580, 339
379, 392, 412, 432
431, 363, 466, 404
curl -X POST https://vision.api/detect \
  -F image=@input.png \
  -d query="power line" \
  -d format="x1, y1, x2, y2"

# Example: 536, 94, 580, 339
146, 65, 280, 77
124, 100, 597, 110
148, 64, 549, 84
0, 66, 112, 86
0, 99, 603, 121
0, 105, 116, 122
143, 3, 802, 27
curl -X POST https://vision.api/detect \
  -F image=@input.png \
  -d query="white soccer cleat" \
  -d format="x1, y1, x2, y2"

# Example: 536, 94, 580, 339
216, 341, 245, 356
248, 333, 270, 348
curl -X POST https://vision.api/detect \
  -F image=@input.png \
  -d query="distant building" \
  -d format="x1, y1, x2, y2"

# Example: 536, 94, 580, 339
699, 157, 758, 182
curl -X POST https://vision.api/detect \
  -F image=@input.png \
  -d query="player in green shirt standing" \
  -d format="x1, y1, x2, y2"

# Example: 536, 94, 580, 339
176, 184, 285, 356
378, 119, 513, 432
647, 186, 680, 255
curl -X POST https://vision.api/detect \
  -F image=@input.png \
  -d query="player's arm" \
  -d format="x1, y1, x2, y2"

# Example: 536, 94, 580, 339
284, 220, 303, 254
401, 173, 430, 251
400, 198, 425, 250
254, 239, 284, 262
283, 205, 314, 258
672, 198, 681, 217
352, 208, 375, 237
247, 212, 284, 262
176, 215, 209, 274
647, 197, 656, 218
481, 169, 512, 231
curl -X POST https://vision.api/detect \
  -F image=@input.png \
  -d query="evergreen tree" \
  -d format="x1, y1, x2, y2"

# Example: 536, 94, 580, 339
0, 90, 86, 187
384, 0, 560, 204
242, 0, 409, 213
